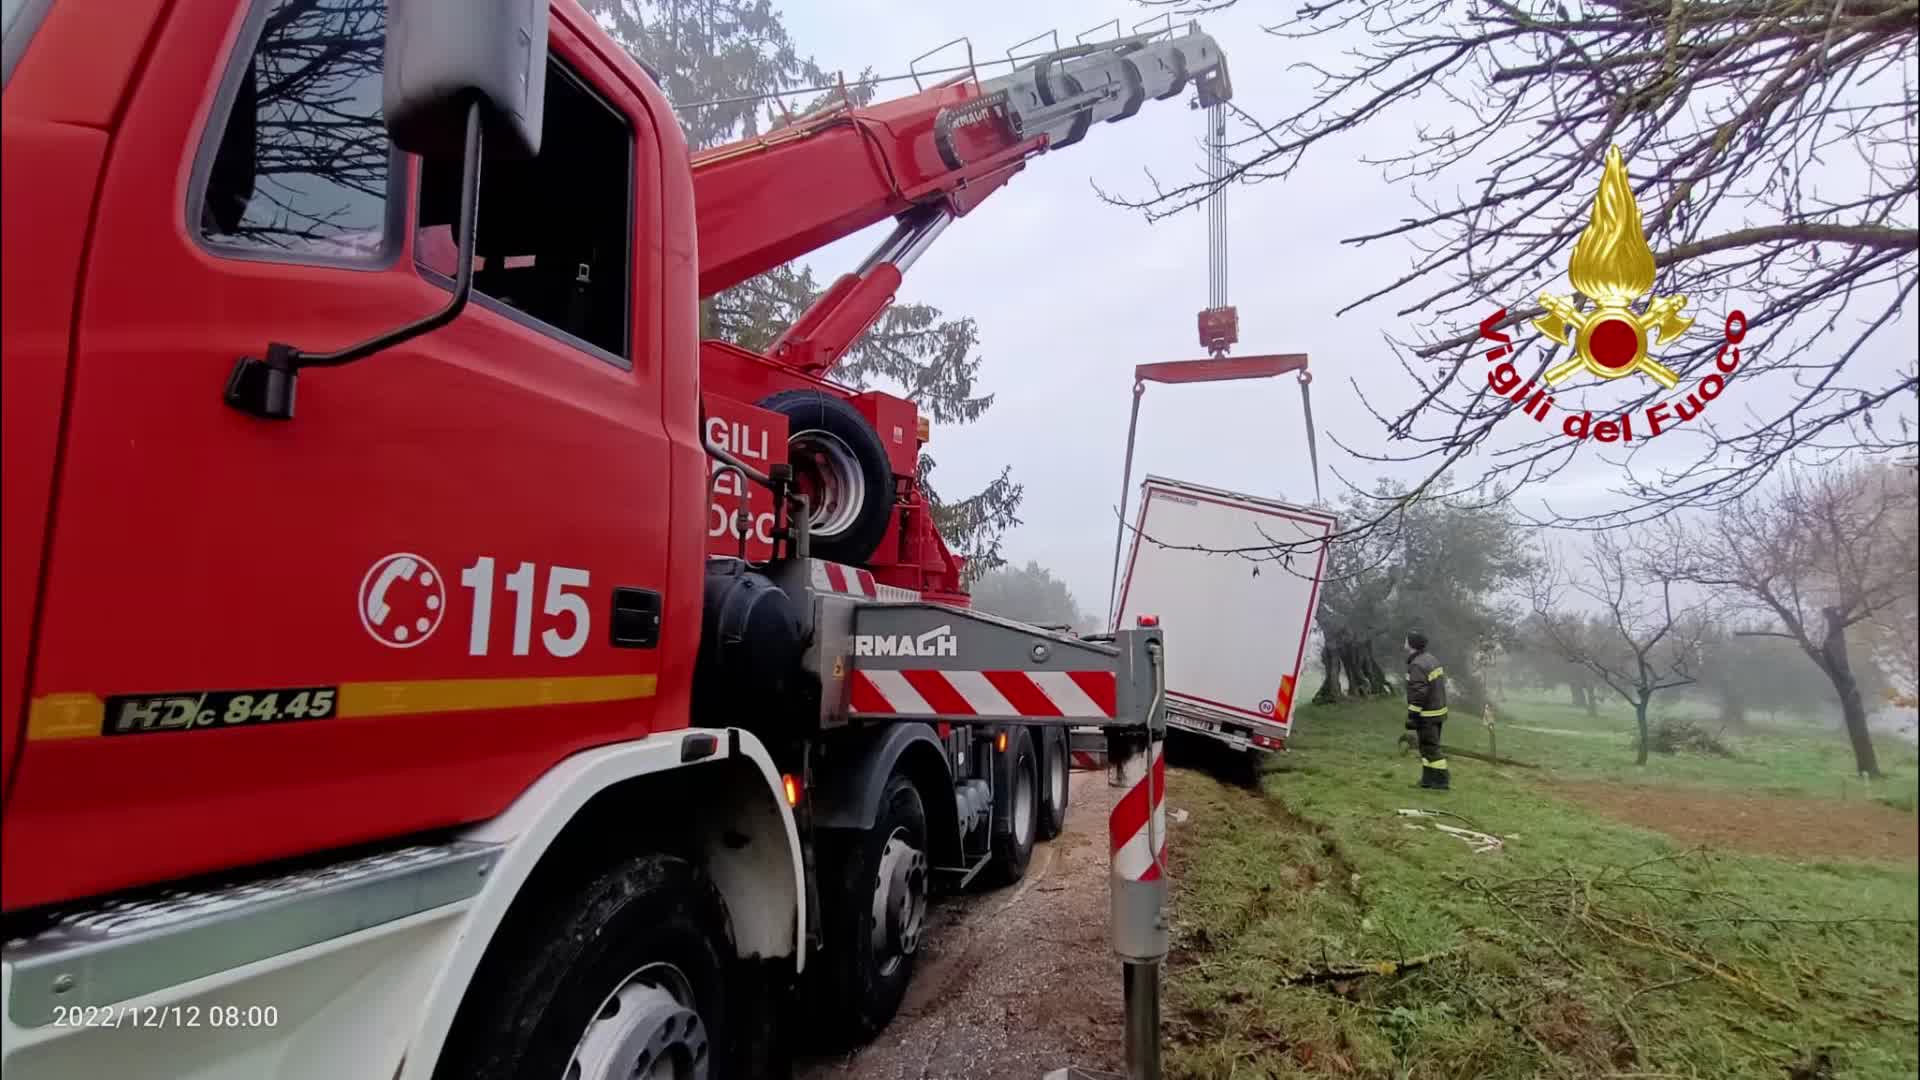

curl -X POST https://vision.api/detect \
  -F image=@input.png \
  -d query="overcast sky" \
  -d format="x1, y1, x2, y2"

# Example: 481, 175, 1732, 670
759, 0, 1917, 614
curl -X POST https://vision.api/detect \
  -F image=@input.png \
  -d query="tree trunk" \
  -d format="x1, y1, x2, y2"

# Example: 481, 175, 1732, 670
1570, 681, 1601, 716
1634, 698, 1650, 765
1718, 682, 1748, 728
1818, 611, 1882, 779
1453, 667, 1489, 721
1312, 639, 1344, 705
1337, 641, 1370, 699
1359, 641, 1392, 695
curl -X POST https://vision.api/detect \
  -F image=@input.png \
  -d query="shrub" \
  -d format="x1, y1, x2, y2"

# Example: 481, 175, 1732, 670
1645, 716, 1737, 758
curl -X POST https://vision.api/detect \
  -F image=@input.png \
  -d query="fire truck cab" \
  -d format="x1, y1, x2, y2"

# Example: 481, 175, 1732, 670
1, 1, 1204, 1075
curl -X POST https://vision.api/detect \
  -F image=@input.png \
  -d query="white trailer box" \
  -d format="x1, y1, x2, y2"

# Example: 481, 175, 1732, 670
1113, 475, 1335, 753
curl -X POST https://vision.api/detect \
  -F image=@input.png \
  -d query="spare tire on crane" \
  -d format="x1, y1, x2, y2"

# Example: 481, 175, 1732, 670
757, 389, 897, 565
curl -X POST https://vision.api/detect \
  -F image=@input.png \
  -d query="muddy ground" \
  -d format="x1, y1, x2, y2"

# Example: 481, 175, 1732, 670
1556, 780, 1919, 862
795, 769, 1126, 1080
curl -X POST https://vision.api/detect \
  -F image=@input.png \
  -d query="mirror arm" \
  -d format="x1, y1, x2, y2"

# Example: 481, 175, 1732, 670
223, 99, 485, 420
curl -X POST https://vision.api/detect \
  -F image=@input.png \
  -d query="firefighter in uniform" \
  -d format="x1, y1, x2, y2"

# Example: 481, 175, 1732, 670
1405, 629, 1450, 789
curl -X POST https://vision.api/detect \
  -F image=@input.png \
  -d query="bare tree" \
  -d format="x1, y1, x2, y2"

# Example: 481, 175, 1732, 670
1114, 0, 1917, 531
1662, 462, 1918, 777
1529, 534, 1706, 764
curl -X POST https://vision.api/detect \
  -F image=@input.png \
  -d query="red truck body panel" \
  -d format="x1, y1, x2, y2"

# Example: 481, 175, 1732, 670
0, 0, 177, 811
702, 394, 790, 562
1, 0, 1217, 907
1, 0, 705, 911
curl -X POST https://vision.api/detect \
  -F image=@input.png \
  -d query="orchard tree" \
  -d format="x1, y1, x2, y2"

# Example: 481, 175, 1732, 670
587, 0, 1023, 573
1120, 0, 1916, 534
1663, 463, 1919, 778
1507, 614, 1605, 716
1308, 480, 1533, 710
1688, 621, 1884, 725
1857, 461, 1920, 709
1310, 493, 1400, 703
1529, 535, 1707, 765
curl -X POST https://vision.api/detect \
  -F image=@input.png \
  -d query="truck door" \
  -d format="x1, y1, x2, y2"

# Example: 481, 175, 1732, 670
5, 0, 683, 909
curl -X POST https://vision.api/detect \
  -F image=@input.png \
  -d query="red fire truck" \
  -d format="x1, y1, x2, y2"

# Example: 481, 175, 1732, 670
1, 1, 1224, 1076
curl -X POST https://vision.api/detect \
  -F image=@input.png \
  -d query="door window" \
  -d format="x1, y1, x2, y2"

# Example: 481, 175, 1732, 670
196, 0, 395, 262
415, 61, 634, 364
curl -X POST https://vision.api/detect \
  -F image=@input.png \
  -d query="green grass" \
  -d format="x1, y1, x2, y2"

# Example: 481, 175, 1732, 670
1162, 697, 1920, 1079
1486, 691, 1920, 808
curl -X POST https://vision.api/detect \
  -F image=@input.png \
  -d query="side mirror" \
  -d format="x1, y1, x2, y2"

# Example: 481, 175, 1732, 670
223, 0, 550, 420
383, 0, 549, 161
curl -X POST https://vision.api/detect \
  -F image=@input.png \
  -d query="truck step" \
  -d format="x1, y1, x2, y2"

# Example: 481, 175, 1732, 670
934, 853, 993, 891
4, 841, 499, 1027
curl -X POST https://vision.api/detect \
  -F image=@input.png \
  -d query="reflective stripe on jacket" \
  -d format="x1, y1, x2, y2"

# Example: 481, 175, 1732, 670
1406, 651, 1449, 717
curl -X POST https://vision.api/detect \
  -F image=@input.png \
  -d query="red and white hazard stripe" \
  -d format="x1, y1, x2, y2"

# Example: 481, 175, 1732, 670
811, 559, 921, 602
1109, 739, 1167, 881
849, 668, 1117, 720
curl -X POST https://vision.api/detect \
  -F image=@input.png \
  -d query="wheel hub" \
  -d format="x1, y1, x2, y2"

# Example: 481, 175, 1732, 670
788, 428, 867, 540
566, 963, 709, 1080
870, 829, 928, 976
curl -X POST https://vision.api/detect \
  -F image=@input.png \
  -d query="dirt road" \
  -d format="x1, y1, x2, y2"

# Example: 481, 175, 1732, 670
796, 769, 1125, 1080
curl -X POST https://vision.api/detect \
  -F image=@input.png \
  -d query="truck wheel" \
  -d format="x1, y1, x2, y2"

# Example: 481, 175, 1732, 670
810, 773, 929, 1046
758, 389, 897, 565
1240, 747, 1268, 787
1037, 729, 1071, 840
984, 727, 1039, 886
436, 854, 743, 1080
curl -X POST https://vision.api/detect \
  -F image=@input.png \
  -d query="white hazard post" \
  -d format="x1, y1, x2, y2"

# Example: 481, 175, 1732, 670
1041, 622, 1168, 1080
1108, 727, 1169, 1079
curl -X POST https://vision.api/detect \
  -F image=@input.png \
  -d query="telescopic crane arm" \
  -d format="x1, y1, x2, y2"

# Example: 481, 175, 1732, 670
691, 27, 1232, 377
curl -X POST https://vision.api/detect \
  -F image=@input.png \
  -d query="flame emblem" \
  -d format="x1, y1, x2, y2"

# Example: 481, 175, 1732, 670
1534, 147, 1691, 389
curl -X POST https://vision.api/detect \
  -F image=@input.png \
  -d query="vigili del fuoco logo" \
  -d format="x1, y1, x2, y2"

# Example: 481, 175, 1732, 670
1477, 146, 1750, 443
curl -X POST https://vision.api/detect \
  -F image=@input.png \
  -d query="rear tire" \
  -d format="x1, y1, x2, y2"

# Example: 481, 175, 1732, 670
758, 389, 897, 565
435, 853, 748, 1080
983, 727, 1039, 887
1239, 747, 1268, 788
807, 773, 929, 1047
1037, 729, 1071, 840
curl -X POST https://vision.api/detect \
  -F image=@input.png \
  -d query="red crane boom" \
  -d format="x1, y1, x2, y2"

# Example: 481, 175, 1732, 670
688, 26, 1232, 600
693, 27, 1232, 376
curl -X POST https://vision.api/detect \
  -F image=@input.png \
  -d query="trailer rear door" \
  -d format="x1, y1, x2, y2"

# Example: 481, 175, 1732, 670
1114, 476, 1334, 741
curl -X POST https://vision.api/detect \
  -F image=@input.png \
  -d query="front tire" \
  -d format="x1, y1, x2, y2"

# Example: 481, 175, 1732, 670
808, 773, 930, 1047
436, 854, 742, 1080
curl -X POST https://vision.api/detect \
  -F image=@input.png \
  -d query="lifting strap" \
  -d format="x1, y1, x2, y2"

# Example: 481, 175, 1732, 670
1299, 370, 1322, 505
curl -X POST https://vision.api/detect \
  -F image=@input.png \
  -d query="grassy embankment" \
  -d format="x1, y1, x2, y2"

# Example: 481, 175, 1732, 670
1162, 694, 1920, 1079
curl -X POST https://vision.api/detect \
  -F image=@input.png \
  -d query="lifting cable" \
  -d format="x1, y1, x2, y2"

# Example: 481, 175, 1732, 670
1207, 103, 1228, 313
1204, 104, 1322, 505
